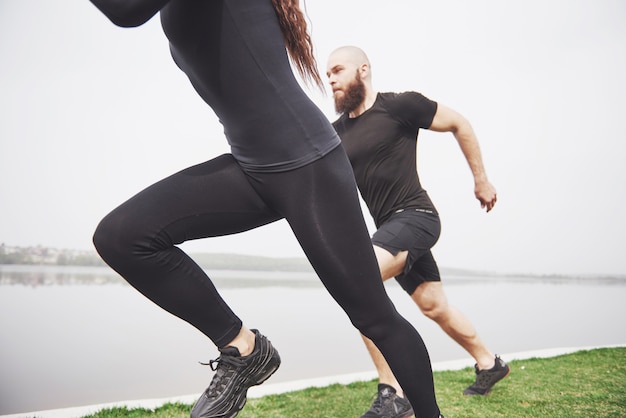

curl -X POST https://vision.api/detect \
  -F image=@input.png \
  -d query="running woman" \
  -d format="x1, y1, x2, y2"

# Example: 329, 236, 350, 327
88, 1, 443, 418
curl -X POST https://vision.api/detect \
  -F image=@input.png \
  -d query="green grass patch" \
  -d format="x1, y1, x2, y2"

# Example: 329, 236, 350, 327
83, 347, 625, 418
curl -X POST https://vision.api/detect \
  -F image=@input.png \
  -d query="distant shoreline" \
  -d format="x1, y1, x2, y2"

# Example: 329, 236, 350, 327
0, 244, 313, 271
1, 262, 624, 287
1, 244, 624, 283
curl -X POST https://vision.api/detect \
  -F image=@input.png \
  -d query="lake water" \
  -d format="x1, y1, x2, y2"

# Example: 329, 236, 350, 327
1, 265, 625, 415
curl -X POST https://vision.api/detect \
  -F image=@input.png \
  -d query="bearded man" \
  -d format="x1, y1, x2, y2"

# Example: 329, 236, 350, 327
327, 46, 509, 418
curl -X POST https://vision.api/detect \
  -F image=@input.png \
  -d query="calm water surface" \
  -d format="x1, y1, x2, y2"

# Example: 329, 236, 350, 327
1, 265, 625, 414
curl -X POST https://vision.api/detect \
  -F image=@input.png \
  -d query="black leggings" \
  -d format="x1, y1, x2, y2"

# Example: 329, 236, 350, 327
93, 146, 440, 417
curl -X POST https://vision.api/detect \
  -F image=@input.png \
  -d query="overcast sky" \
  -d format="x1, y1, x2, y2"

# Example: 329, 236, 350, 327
1, 1, 625, 276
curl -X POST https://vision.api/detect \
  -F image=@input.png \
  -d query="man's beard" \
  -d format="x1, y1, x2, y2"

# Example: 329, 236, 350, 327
334, 70, 366, 114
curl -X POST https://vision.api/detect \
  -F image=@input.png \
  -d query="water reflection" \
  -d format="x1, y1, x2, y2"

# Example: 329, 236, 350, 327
1, 265, 625, 415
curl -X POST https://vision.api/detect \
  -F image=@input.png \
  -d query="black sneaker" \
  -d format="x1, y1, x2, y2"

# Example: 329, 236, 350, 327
360, 383, 414, 418
191, 329, 280, 418
463, 355, 510, 396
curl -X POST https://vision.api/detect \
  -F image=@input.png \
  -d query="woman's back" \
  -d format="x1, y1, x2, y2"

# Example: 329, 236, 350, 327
161, 0, 339, 172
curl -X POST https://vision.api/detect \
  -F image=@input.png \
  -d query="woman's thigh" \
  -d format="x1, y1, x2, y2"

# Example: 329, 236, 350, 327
96, 154, 282, 252
243, 147, 395, 326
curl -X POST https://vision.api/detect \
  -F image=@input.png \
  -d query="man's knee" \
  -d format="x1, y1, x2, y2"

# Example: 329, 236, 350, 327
421, 303, 447, 322
413, 284, 448, 321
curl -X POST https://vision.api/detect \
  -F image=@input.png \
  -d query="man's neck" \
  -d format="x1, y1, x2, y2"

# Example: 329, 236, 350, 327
349, 90, 378, 118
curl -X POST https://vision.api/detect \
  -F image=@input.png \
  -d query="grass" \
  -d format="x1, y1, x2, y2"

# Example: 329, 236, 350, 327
82, 347, 625, 418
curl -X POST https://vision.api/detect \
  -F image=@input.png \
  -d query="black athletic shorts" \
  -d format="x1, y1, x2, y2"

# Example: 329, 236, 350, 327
371, 209, 442, 295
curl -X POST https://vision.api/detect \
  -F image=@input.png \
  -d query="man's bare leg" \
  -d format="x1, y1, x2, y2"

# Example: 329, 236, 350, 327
361, 246, 495, 397
411, 281, 495, 369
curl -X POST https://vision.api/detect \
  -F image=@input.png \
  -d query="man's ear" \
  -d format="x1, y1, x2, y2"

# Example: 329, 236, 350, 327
359, 63, 370, 79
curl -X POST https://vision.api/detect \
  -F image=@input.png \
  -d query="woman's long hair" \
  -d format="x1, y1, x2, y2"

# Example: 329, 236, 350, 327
271, 0, 323, 90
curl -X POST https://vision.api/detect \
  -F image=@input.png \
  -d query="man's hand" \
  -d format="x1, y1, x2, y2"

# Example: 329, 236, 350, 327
475, 180, 497, 212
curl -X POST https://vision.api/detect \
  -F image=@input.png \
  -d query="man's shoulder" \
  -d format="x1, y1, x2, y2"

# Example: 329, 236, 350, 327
378, 91, 430, 104
378, 91, 438, 128
377, 91, 432, 114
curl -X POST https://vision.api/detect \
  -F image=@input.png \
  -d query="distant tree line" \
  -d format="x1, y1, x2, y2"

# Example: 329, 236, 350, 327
0, 245, 106, 266
0, 244, 312, 271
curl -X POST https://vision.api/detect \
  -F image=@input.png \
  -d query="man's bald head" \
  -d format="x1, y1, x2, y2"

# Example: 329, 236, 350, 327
328, 46, 370, 69
326, 45, 373, 88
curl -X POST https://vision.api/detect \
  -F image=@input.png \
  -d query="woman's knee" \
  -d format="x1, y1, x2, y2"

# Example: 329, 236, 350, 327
350, 310, 399, 342
92, 207, 144, 266
93, 213, 122, 262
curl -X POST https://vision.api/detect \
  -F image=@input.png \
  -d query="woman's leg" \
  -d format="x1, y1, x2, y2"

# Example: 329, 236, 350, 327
93, 154, 280, 347
244, 147, 441, 417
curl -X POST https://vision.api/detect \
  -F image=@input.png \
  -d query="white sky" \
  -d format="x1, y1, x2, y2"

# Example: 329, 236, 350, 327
1, 1, 625, 276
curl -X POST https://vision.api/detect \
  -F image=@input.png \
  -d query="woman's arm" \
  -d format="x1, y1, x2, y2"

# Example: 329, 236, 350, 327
89, 0, 170, 27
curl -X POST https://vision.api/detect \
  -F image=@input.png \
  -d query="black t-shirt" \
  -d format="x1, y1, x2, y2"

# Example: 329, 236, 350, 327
158, 0, 340, 172
333, 92, 438, 227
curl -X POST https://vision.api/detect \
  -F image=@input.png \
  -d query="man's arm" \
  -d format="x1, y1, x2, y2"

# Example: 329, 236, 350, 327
90, 0, 170, 27
428, 104, 497, 212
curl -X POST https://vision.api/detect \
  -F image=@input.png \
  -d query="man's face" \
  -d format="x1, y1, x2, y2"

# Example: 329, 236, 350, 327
326, 50, 368, 115
328, 67, 366, 115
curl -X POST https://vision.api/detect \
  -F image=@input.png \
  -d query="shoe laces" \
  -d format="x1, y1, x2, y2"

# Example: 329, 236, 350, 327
369, 395, 384, 414
370, 389, 393, 413
201, 353, 246, 396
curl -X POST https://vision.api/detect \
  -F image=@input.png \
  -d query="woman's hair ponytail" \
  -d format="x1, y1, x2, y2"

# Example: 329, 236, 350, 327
271, 0, 323, 90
